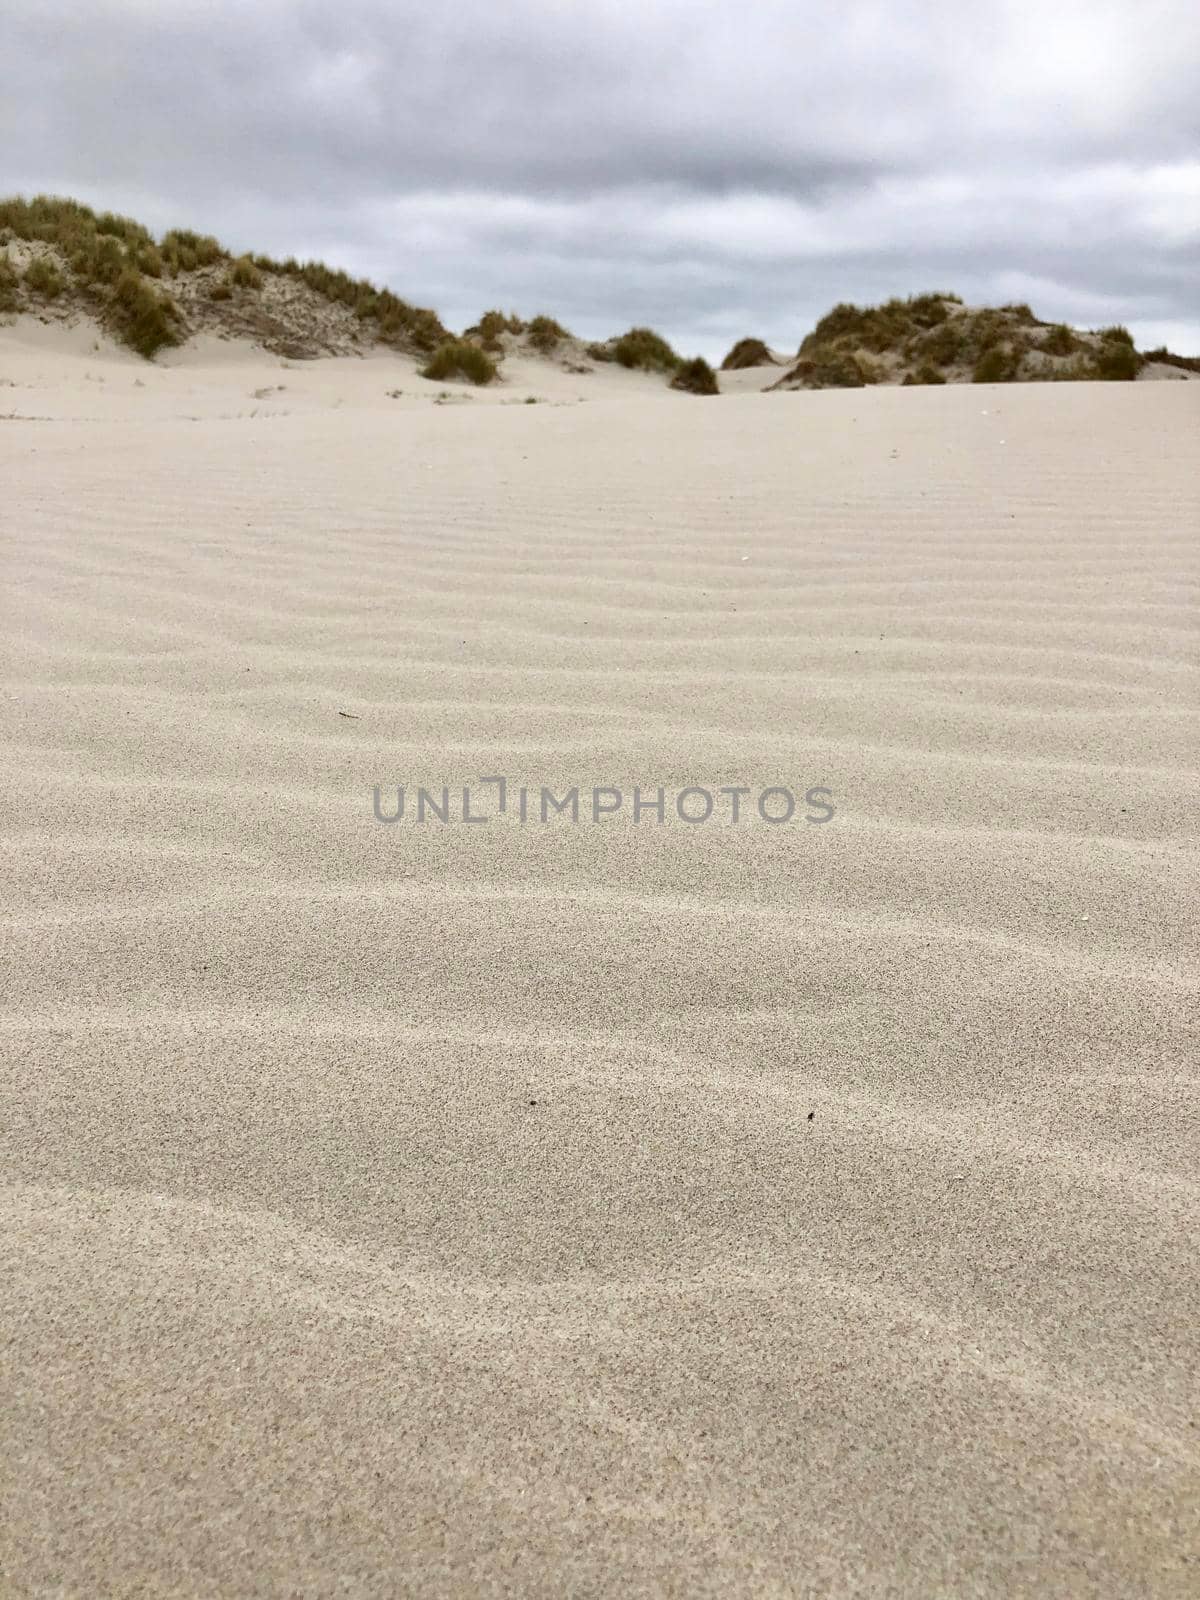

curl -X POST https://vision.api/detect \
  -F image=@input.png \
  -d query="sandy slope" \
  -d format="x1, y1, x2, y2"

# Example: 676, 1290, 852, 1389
1, 331, 1198, 1597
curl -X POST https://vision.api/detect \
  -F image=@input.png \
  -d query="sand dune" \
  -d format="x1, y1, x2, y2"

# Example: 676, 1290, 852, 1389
2, 335, 1198, 1595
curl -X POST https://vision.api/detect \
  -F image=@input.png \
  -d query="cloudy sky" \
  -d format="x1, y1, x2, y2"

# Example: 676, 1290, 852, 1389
4, 0, 1198, 358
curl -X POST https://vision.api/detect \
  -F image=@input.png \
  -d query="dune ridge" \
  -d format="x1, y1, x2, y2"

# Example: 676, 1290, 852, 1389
3, 196, 1197, 388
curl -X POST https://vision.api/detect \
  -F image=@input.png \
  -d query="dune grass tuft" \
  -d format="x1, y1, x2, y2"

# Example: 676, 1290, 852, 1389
229, 255, 263, 290
420, 340, 498, 384
161, 229, 225, 274
608, 326, 680, 371
774, 352, 868, 389
1140, 346, 1200, 373
470, 310, 524, 342
527, 314, 570, 353
670, 356, 720, 395
720, 337, 774, 369
804, 293, 958, 357
1092, 338, 1143, 380
998, 302, 1039, 325
23, 254, 65, 299
111, 268, 181, 358
0, 253, 18, 312
1040, 324, 1079, 357
972, 346, 1019, 383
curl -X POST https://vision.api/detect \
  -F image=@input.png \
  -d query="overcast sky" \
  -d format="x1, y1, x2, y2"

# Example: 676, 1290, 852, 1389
4, 0, 1198, 358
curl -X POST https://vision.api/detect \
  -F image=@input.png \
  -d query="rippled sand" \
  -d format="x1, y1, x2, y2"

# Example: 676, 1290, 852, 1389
2, 336, 1198, 1596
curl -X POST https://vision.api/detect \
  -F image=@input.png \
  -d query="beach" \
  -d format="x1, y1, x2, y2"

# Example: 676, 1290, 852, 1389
2, 329, 1198, 1595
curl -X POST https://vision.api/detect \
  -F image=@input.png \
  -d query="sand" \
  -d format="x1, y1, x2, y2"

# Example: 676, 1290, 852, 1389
2, 321, 1198, 1596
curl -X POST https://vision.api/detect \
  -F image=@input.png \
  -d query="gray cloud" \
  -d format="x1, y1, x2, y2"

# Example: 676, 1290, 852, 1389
3, 0, 1198, 357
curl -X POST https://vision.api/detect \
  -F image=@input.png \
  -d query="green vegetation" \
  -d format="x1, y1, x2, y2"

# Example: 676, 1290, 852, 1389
1141, 346, 1200, 374
160, 229, 224, 273
773, 351, 871, 389
70, 232, 128, 287
111, 267, 180, 358
670, 356, 720, 395
470, 309, 523, 341
972, 346, 1019, 383
608, 326, 680, 372
1040, 323, 1079, 356
720, 337, 774, 369
581, 326, 683, 370
371, 296, 445, 353
784, 291, 1158, 390
915, 320, 966, 366
1093, 337, 1143, 380
783, 292, 1033, 389
23, 254, 64, 298
0, 196, 153, 257
0, 193, 448, 359
229, 255, 263, 290
802, 293, 960, 357
262, 258, 446, 351
998, 302, 1039, 325
527, 314, 570, 353
420, 340, 498, 385
0, 253, 18, 312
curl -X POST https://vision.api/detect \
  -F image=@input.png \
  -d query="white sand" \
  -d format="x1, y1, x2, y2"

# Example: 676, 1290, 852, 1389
2, 325, 1198, 1596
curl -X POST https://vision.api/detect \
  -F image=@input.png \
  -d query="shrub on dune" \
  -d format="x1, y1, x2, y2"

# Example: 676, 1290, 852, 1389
111, 268, 181, 358
0, 253, 18, 312
94, 210, 153, 247
773, 351, 867, 389
229, 255, 263, 289
802, 294, 953, 355
610, 326, 681, 371
420, 340, 498, 384
372, 294, 446, 354
527, 314, 570, 353
1093, 338, 1143, 380
670, 356, 720, 395
1040, 323, 1079, 356
467, 310, 524, 345
917, 321, 966, 366
23, 254, 65, 299
70, 233, 128, 287
999, 302, 1038, 325
902, 293, 955, 328
804, 301, 871, 346
1140, 346, 1200, 373
720, 337, 774, 369
160, 229, 225, 274
972, 346, 1019, 383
